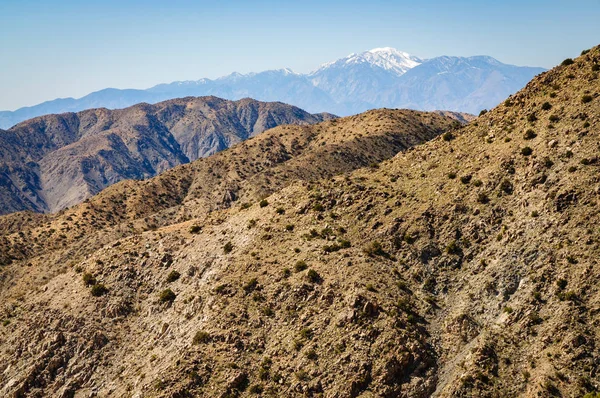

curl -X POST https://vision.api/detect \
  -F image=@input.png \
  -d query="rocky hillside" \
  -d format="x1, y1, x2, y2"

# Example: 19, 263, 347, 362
0, 45, 599, 398
0, 97, 334, 214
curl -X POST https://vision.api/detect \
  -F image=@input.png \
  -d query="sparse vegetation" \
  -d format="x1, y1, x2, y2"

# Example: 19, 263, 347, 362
159, 289, 176, 303
166, 270, 181, 283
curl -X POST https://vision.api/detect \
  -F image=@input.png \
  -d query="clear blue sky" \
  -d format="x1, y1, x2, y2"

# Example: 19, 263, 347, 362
1, 0, 599, 110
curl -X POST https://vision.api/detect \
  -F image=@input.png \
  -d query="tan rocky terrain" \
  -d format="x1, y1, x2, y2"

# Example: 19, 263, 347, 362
1, 46, 600, 398
0, 97, 334, 214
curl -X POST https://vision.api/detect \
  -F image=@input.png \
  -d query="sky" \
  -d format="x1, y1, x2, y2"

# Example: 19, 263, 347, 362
1, 0, 599, 111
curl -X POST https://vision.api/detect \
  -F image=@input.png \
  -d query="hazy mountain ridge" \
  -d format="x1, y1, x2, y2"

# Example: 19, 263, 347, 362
0, 48, 544, 128
0, 97, 333, 214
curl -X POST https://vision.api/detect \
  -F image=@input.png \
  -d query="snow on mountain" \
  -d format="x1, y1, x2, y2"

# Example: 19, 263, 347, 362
313, 47, 422, 76
0, 48, 546, 129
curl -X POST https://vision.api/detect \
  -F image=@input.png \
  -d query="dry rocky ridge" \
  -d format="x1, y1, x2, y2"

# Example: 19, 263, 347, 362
1, 46, 600, 398
0, 96, 334, 215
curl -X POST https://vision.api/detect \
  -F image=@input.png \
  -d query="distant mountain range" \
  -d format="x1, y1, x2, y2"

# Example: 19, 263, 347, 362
0, 97, 333, 214
0, 48, 545, 129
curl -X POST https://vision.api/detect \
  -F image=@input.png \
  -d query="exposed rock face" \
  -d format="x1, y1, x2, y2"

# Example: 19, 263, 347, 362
0, 96, 334, 214
0, 46, 599, 398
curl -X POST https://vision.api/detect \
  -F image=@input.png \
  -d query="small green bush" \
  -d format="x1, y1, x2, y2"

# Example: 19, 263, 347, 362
442, 132, 454, 141
259, 199, 269, 208
479, 109, 488, 116
523, 129, 537, 140
275, 207, 285, 215
294, 260, 308, 272
91, 284, 108, 297
447, 172, 457, 179
307, 269, 321, 283
477, 192, 490, 204
243, 278, 259, 293
193, 331, 210, 344
166, 270, 181, 283
82, 273, 97, 286
521, 147, 533, 156
460, 175, 472, 184
446, 241, 461, 255
582, 95, 593, 103
285, 224, 294, 231
223, 241, 233, 254
160, 289, 177, 303
527, 113, 537, 123
189, 225, 202, 234
541, 102, 552, 111
561, 58, 574, 66
592, 64, 600, 72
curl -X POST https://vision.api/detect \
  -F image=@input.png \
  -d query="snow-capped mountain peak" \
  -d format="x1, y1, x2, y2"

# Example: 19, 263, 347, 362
312, 47, 422, 76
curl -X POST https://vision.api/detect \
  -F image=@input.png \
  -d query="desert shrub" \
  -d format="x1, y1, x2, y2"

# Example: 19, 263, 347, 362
243, 278, 259, 293
240, 202, 251, 209
223, 241, 233, 254
259, 199, 269, 208
582, 94, 593, 103
541, 102, 552, 111
313, 203, 325, 212
166, 270, 181, 283
91, 284, 108, 297
442, 132, 454, 141
568, 166, 577, 173
499, 179, 513, 194
543, 157, 554, 168
82, 273, 97, 286
249, 384, 264, 394
300, 328, 313, 340
521, 147, 533, 156
592, 64, 600, 72
531, 210, 539, 217
275, 207, 285, 215
477, 192, 489, 204
446, 241, 461, 255
479, 109, 488, 116
527, 113, 537, 122
523, 129, 537, 140
460, 175, 472, 184
561, 58, 574, 66
366, 283, 377, 292
584, 121, 591, 128
556, 278, 567, 290
447, 172, 457, 179
159, 289, 176, 303
473, 179, 483, 187
247, 219, 256, 229
285, 224, 294, 231
363, 241, 388, 257
549, 114, 560, 122
305, 348, 318, 360
306, 269, 321, 283
189, 225, 202, 234
294, 260, 308, 272
193, 331, 210, 344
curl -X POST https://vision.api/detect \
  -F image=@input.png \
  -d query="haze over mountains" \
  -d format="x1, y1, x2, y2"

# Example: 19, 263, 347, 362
0, 47, 544, 129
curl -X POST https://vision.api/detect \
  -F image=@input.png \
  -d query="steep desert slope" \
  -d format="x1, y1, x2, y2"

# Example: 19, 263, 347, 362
1, 46, 598, 397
